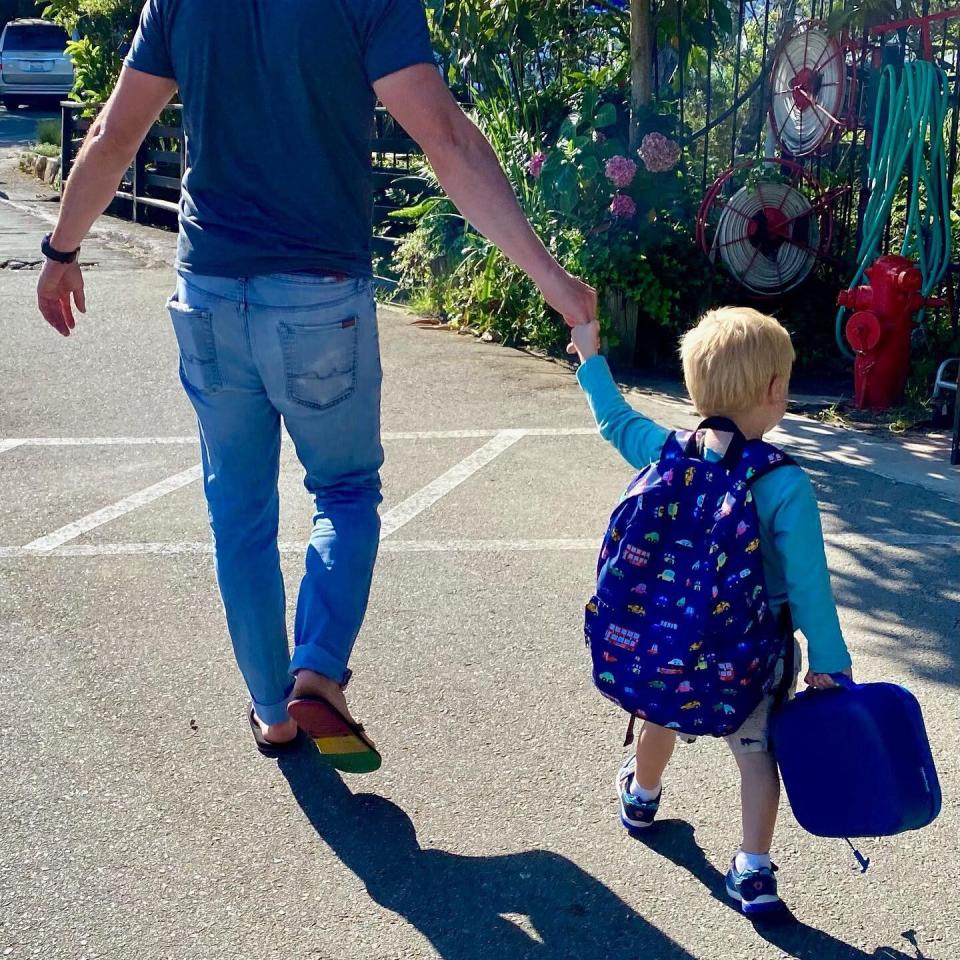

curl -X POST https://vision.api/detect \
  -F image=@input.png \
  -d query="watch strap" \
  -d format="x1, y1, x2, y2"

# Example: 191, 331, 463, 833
41, 233, 80, 264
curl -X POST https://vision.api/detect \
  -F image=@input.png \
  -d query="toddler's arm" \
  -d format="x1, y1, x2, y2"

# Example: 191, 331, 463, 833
753, 468, 853, 677
570, 323, 671, 470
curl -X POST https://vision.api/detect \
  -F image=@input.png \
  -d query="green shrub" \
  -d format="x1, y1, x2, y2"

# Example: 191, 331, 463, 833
32, 142, 60, 158
35, 119, 61, 147
44, 0, 141, 104
392, 81, 704, 358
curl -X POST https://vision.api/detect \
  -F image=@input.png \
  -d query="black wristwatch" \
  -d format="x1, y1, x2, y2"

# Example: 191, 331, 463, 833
41, 233, 81, 264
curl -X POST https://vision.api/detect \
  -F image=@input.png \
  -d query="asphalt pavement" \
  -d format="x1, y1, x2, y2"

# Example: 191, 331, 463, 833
1, 142, 958, 960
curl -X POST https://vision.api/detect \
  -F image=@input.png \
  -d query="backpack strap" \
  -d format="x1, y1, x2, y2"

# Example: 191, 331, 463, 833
658, 431, 690, 465
623, 714, 638, 747
683, 417, 748, 470
772, 605, 797, 708
733, 439, 796, 486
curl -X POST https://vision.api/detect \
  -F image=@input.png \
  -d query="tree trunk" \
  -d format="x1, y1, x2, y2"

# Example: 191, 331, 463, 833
629, 0, 652, 152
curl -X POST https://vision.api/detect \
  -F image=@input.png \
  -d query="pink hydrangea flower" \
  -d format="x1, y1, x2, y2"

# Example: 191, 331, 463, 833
604, 155, 637, 189
609, 193, 637, 219
638, 132, 681, 173
527, 151, 547, 178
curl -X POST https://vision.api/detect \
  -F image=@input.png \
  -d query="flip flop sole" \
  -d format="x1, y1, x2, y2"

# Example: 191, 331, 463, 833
324, 749, 382, 774
288, 697, 381, 774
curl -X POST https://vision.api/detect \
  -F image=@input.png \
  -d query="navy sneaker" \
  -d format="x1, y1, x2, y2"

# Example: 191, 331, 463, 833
725, 858, 782, 916
616, 756, 662, 835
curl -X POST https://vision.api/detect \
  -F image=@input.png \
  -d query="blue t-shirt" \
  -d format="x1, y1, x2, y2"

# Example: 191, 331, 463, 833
125, 0, 434, 278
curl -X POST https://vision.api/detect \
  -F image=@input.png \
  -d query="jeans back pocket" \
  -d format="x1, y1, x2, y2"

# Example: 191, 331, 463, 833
279, 315, 359, 410
167, 298, 222, 393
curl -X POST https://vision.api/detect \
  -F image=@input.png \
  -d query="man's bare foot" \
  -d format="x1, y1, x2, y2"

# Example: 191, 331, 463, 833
253, 714, 299, 745
291, 669, 358, 726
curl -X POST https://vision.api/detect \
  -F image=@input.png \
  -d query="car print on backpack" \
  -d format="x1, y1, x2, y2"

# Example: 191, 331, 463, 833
605, 623, 641, 651
623, 545, 651, 567
658, 658, 685, 676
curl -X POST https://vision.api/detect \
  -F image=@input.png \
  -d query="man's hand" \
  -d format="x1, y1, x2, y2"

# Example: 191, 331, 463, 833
566, 320, 601, 363
34, 65, 176, 336
537, 266, 597, 329
804, 667, 853, 690
37, 259, 86, 337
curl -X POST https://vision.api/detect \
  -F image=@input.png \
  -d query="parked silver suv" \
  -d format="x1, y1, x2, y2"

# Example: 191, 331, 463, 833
0, 19, 73, 111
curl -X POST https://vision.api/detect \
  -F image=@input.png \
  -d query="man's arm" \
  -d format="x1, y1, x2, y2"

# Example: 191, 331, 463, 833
374, 64, 596, 328
37, 66, 178, 336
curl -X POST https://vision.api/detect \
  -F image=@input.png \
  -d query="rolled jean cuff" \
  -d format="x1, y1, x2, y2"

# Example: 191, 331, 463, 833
290, 644, 351, 687
254, 683, 294, 727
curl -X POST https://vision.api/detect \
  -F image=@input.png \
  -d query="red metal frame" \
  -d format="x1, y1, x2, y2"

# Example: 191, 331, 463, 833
867, 8, 960, 62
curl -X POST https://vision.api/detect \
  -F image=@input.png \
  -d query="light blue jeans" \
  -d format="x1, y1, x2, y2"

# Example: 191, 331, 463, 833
168, 271, 383, 725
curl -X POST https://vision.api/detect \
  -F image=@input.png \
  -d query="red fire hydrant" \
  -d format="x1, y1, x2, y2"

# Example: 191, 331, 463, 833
837, 255, 943, 410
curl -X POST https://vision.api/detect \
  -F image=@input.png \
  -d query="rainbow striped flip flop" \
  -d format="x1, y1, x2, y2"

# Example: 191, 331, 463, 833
287, 695, 381, 774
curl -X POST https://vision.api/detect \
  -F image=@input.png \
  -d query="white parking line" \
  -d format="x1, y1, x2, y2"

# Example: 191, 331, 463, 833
0, 538, 597, 558
20, 464, 204, 554
1, 533, 957, 560
380, 430, 527, 540
5, 436, 198, 446
1, 428, 598, 446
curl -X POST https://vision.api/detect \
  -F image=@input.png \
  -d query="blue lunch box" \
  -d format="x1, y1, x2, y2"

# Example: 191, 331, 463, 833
771, 677, 941, 838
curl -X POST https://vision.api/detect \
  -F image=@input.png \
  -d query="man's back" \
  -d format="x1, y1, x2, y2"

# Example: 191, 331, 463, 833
126, 0, 434, 279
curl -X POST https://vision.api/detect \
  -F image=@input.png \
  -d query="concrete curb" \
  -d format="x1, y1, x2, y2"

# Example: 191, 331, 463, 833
19, 150, 60, 186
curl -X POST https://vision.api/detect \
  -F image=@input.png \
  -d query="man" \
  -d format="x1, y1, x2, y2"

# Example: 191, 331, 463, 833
36, 0, 596, 769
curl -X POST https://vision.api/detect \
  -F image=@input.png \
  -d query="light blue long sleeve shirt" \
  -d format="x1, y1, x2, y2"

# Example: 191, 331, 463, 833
577, 356, 852, 674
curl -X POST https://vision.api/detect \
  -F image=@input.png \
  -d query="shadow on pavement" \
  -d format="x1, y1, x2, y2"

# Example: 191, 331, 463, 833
804, 462, 960, 688
641, 818, 934, 960
279, 746, 695, 960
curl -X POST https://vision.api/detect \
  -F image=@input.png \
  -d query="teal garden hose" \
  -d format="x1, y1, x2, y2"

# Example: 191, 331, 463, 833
836, 60, 952, 358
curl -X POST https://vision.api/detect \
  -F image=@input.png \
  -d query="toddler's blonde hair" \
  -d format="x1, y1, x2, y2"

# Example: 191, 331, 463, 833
679, 307, 795, 417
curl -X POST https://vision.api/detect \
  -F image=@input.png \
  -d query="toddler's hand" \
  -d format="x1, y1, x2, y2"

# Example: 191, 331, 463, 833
804, 667, 853, 690
566, 321, 600, 363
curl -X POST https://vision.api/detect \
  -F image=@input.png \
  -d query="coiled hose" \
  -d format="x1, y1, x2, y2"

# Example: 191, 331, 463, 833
836, 59, 952, 358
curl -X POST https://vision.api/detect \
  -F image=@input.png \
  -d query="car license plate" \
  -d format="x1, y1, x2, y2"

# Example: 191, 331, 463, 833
23, 61, 52, 72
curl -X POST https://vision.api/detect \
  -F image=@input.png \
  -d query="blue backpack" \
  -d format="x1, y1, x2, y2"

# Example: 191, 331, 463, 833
585, 417, 795, 738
